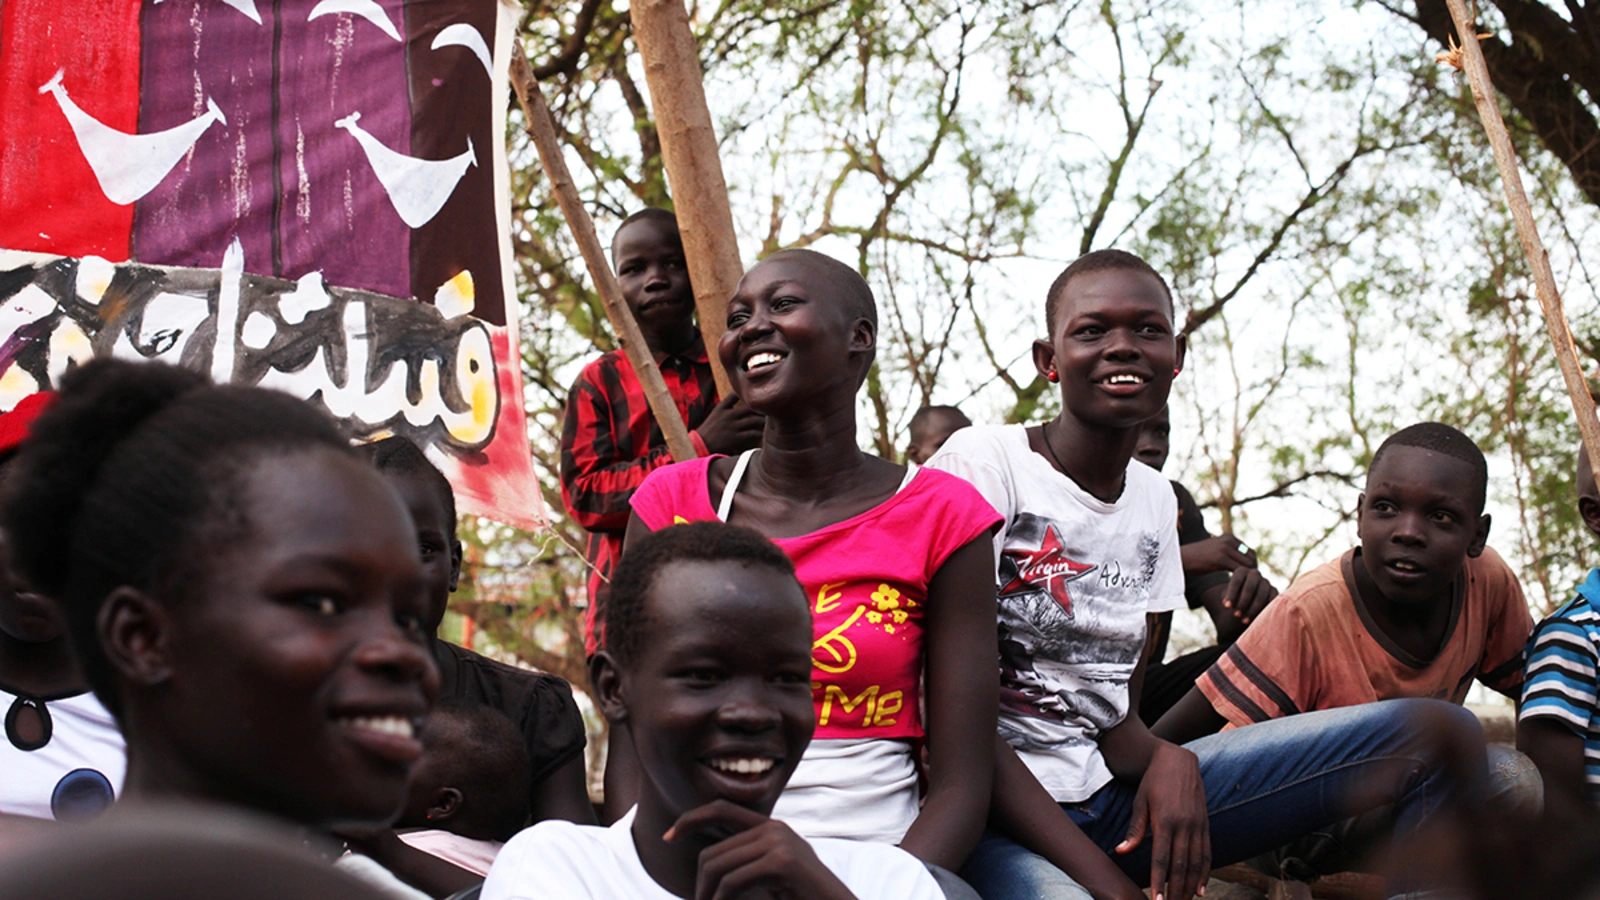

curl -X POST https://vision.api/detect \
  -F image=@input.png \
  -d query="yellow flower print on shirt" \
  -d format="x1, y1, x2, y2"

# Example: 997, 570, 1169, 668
867, 584, 914, 634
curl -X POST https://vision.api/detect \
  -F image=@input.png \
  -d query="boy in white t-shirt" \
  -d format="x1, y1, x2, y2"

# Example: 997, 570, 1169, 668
928, 249, 1491, 900
482, 522, 942, 900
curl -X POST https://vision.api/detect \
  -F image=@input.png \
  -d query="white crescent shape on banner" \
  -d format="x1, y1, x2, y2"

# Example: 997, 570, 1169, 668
431, 24, 494, 80
307, 0, 402, 41
39, 70, 227, 206
334, 112, 476, 229
151, 0, 262, 25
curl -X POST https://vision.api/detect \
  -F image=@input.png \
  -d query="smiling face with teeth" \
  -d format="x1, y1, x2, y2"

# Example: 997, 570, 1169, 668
1354, 444, 1490, 609
720, 251, 877, 416
595, 557, 813, 829
128, 449, 439, 828
1035, 267, 1184, 434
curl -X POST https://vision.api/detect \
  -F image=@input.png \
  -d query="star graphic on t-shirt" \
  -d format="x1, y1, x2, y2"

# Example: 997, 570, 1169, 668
1000, 525, 1095, 617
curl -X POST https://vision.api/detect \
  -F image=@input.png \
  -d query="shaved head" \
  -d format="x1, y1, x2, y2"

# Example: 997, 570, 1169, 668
761, 249, 877, 330
749, 249, 878, 382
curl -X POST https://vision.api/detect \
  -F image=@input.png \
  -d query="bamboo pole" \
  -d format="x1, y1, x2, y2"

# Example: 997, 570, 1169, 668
628, 0, 739, 397
510, 48, 698, 464
1442, 0, 1600, 477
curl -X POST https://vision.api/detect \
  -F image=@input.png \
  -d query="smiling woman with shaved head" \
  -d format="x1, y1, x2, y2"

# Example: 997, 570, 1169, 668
610, 248, 1003, 893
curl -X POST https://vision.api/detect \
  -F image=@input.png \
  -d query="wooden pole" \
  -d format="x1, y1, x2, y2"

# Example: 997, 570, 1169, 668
1442, 0, 1600, 477
510, 48, 698, 464
628, 0, 739, 397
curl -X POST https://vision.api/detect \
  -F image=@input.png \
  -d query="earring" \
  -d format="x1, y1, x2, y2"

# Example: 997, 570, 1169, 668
1046, 371, 1059, 382
1172, 367, 1181, 376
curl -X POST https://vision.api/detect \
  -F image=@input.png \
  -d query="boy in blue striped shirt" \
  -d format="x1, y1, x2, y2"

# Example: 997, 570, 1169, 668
1518, 447, 1600, 819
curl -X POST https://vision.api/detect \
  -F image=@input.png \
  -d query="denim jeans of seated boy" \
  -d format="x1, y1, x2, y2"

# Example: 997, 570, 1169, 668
960, 699, 1486, 900
1246, 741, 1540, 883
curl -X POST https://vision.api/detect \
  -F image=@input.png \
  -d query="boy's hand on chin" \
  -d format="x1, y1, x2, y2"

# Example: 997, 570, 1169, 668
666, 800, 858, 900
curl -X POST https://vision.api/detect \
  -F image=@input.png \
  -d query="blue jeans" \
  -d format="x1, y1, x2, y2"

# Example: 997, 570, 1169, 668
961, 699, 1486, 900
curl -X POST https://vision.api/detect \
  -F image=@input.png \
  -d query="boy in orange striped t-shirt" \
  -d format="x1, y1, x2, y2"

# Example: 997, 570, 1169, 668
1155, 423, 1531, 740
1153, 423, 1537, 877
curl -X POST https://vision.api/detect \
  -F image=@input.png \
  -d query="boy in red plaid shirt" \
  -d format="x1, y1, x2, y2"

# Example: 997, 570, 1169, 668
559, 208, 763, 655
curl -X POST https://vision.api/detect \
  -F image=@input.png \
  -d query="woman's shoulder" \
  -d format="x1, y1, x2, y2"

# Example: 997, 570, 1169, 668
908, 465, 999, 512
636, 454, 719, 500
633, 454, 725, 526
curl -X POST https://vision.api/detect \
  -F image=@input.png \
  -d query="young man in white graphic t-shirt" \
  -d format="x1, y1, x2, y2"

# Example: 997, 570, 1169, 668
928, 249, 1487, 900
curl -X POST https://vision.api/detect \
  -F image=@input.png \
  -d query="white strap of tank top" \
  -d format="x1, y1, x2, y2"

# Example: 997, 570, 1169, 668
716, 449, 915, 522
717, 449, 758, 521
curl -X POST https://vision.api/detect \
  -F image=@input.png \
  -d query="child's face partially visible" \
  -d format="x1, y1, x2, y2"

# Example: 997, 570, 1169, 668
1133, 408, 1171, 472
1357, 445, 1488, 606
612, 218, 695, 343
1037, 268, 1182, 431
0, 465, 61, 645
907, 414, 963, 465
619, 560, 813, 819
0, 527, 64, 644
382, 471, 460, 636
158, 451, 438, 827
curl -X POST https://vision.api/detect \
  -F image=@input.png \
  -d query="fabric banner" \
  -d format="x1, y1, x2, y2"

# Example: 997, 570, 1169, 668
0, 0, 542, 529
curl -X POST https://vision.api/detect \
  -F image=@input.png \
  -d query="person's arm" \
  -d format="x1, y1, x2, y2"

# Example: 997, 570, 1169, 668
898, 534, 999, 871
1517, 609, 1598, 820
559, 366, 691, 534
1148, 611, 1173, 669
1477, 558, 1534, 701
989, 735, 1145, 900
529, 755, 597, 826
1151, 686, 1227, 744
521, 671, 599, 826
1095, 613, 1209, 900
1516, 718, 1589, 821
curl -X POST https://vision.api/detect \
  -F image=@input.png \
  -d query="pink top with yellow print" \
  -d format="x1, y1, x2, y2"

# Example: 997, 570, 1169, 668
631, 456, 1001, 740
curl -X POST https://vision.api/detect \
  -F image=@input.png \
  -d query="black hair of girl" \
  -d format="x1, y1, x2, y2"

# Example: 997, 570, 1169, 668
360, 435, 457, 529
605, 521, 800, 665
1044, 248, 1174, 336
0, 359, 352, 716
